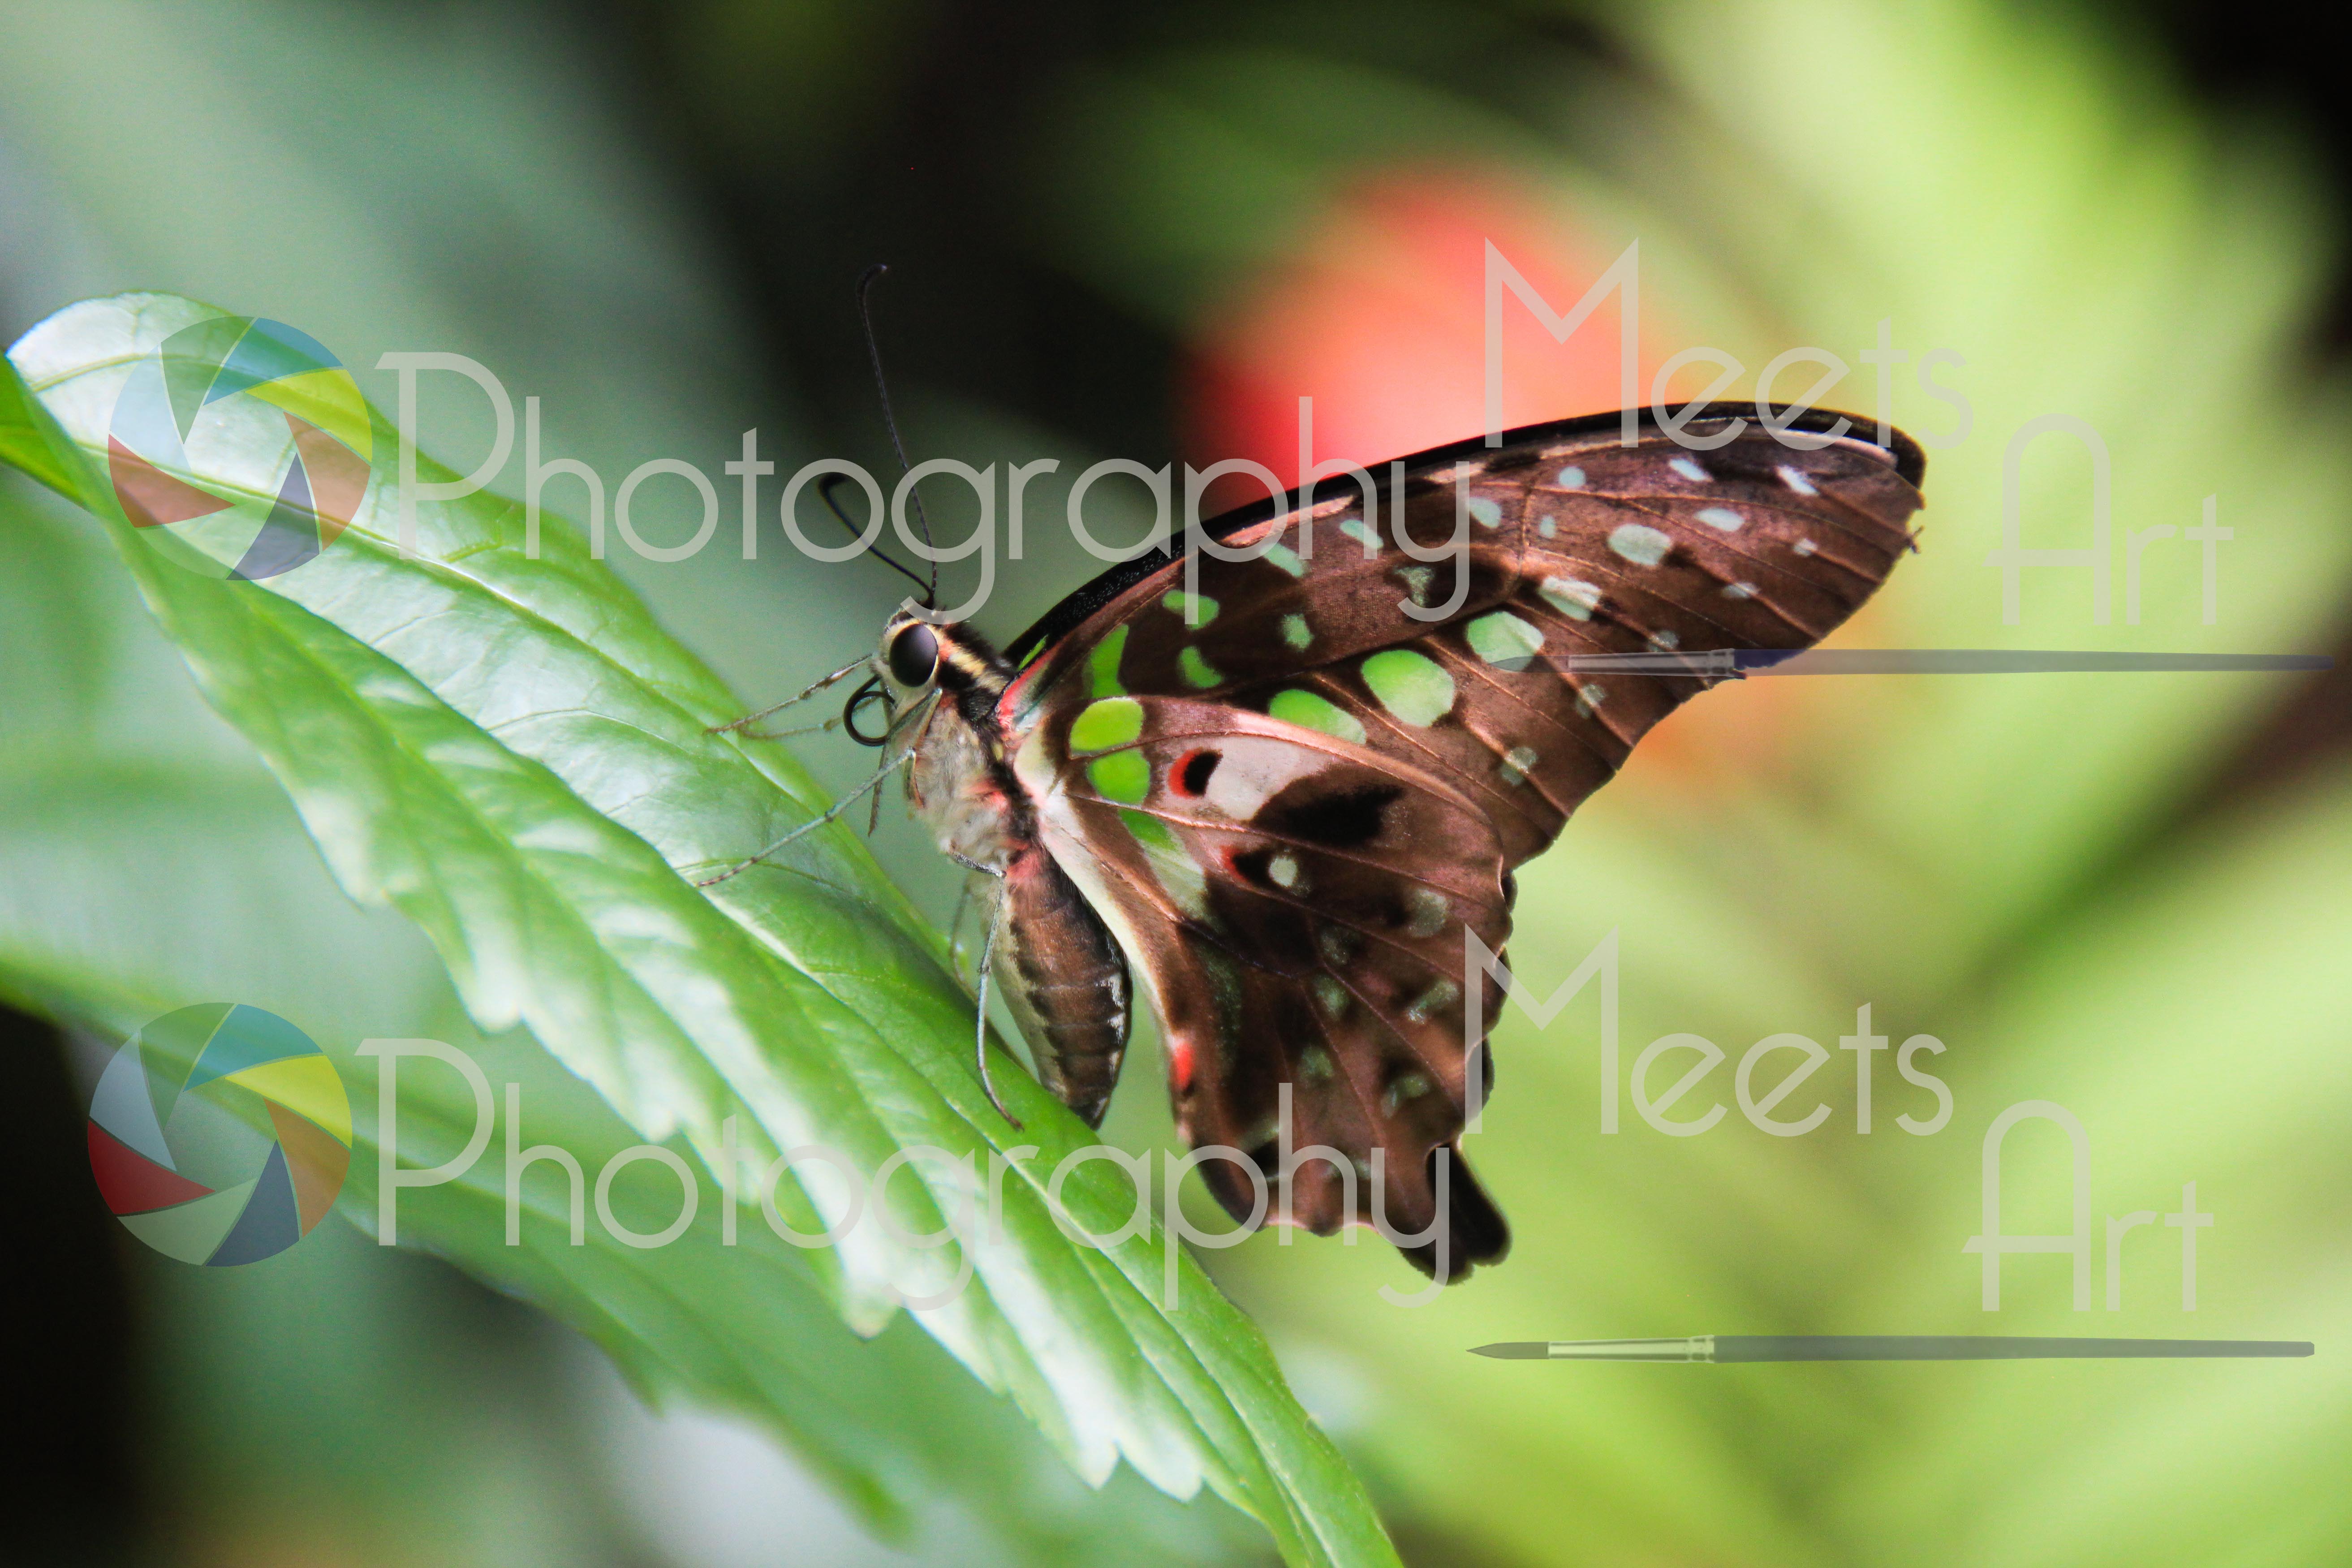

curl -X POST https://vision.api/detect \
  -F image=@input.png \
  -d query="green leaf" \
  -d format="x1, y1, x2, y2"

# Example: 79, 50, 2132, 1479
0, 348, 95, 506
4, 294, 1395, 1568
0, 473, 1262, 1566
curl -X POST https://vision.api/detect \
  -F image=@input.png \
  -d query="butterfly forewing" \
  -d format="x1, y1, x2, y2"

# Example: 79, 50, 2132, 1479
1001, 408, 1924, 1277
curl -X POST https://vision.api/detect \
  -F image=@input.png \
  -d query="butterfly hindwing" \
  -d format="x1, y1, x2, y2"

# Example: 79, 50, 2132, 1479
1000, 408, 1924, 1275
1014, 697, 1512, 1274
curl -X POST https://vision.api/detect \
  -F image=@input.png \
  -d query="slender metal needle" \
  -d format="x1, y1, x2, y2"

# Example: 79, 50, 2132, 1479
1470, 1335, 2315, 1361
1503, 649, 2332, 678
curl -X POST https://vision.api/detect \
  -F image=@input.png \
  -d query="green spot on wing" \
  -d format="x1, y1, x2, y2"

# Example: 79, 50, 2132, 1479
1268, 688, 1366, 745
1088, 750, 1151, 804
1263, 541, 1306, 578
1282, 613, 1312, 650
1180, 646, 1223, 689
1360, 650, 1456, 726
1088, 623, 1129, 697
1118, 808, 1207, 916
1069, 695, 1144, 754
1466, 611, 1544, 668
1163, 590, 1220, 626
1311, 974, 1349, 1019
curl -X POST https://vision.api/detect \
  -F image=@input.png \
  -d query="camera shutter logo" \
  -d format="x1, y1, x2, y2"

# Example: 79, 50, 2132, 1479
86, 1004, 351, 1265
105, 314, 372, 579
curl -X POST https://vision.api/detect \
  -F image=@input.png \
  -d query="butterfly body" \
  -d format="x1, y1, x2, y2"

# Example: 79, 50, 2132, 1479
887, 620, 1137, 1129
853, 405, 1924, 1281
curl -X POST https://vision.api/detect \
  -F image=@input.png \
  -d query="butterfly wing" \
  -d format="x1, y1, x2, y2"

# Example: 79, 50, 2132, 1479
1012, 697, 1515, 1276
1002, 407, 1924, 1275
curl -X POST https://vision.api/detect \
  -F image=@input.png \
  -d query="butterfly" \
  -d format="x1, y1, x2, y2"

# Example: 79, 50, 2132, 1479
712, 404, 1925, 1281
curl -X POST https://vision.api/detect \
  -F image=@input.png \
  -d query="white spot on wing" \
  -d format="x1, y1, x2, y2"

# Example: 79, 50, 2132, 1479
1538, 575, 1603, 619
1205, 734, 1327, 820
1404, 886, 1448, 937
1776, 464, 1819, 495
1607, 523, 1672, 566
1695, 506, 1746, 532
1669, 457, 1710, 483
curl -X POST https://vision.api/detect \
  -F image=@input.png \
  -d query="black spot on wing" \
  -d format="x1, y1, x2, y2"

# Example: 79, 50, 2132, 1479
1178, 749, 1220, 796
1259, 784, 1401, 849
1230, 846, 1278, 887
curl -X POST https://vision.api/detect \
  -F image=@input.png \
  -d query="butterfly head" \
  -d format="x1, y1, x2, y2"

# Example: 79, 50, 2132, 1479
846, 611, 1008, 743
880, 613, 941, 694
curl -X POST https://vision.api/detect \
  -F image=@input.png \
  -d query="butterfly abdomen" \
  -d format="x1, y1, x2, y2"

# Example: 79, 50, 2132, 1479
991, 842, 1131, 1128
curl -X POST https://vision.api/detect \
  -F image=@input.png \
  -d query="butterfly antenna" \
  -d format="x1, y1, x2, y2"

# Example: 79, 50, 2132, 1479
817, 473, 932, 600
855, 263, 938, 608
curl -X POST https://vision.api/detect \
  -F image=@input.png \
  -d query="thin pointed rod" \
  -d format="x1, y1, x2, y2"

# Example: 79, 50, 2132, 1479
1469, 1335, 2315, 1362
1507, 650, 2333, 679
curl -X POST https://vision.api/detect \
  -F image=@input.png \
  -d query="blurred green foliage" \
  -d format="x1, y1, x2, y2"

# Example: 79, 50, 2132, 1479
4, 1, 2348, 1566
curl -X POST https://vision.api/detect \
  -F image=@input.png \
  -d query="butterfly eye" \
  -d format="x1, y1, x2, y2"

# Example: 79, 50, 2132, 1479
887, 623, 940, 687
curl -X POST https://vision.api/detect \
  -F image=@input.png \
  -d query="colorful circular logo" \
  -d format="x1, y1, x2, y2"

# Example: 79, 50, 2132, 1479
86, 1004, 352, 1266
105, 314, 373, 580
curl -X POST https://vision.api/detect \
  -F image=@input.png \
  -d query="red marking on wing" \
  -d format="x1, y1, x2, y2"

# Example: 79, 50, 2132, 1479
1167, 748, 1211, 797
1167, 1034, 1196, 1094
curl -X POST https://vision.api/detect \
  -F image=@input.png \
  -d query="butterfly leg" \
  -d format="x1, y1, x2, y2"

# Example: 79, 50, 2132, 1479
970, 875, 1025, 1130
942, 852, 998, 984
945, 877, 976, 981
868, 690, 939, 836
690, 752, 911, 887
706, 656, 869, 736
